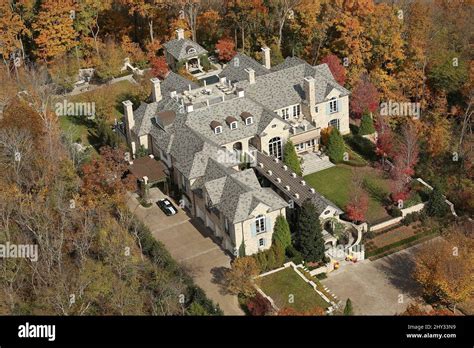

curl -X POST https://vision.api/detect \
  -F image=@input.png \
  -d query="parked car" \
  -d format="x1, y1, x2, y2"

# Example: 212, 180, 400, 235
157, 198, 178, 216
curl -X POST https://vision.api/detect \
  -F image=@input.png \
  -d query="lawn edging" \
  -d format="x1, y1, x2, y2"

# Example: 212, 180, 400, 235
254, 261, 339, 314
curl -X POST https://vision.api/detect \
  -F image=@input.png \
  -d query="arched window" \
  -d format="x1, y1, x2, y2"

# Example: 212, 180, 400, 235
269, 137, 282, 159
187, 47, 196, 54
230, 121, 238, 130
328, 119, 340, 130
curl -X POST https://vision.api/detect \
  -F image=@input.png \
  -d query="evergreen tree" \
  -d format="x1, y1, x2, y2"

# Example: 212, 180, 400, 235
239, 239, 246, 257
358, 112, 375, 135
343, 298, 353, 315
296, 200, 325, 262
424, 185, 449, 217
327, 128, 345, 163
272, 215, 292, 251
283, 139, 302, 176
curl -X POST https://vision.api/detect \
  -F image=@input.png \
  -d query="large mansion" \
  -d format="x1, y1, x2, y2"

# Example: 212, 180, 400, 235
122, 32, 350, 256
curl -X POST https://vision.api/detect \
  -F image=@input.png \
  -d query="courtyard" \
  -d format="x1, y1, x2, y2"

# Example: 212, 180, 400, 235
320, 241, 431, 315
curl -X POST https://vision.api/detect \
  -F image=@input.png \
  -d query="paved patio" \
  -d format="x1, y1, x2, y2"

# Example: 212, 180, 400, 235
321, 241, 432, 315
126, 188, 244, 315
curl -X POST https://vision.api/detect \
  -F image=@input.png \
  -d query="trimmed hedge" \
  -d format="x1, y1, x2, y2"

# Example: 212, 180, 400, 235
366, 229, 438, 258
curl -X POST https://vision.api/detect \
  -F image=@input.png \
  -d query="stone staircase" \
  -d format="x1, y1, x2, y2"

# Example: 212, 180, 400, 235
301, 153, 335, 176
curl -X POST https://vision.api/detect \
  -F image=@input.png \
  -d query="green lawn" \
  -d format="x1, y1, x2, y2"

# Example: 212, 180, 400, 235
257, 267, 329, 312
304, 164, 392, 224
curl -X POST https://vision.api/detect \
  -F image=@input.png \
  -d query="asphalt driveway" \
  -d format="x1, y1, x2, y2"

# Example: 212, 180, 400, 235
126, 189, 243, 315
321, 242, 430, 315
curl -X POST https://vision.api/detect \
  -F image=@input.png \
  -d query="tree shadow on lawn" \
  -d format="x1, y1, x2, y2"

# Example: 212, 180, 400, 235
373, 251, 423, 299
363, 178, 391, 206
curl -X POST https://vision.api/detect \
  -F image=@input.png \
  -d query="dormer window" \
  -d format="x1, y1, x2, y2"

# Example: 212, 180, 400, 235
240, 112, 253, 126
226, 116, 238, 130
210, 120, 222, 134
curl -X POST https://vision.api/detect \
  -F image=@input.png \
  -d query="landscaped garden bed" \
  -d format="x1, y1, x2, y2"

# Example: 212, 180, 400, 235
256, 266, 330, 312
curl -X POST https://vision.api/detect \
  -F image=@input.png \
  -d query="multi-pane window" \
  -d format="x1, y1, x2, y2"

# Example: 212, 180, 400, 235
230, 121, 237, 130
281, 108, 289, 120
329, 98, 338, 113
259, 238, 264, 247
214, 126, 222, 134
293, 104, 301, 118
255, 215, 266, 234
328, 119, 340, 130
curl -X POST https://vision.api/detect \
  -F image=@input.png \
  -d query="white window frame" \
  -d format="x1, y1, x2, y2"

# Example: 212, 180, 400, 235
293, 104, 301, 118
328, 119, 340, 130
245, 117, 253, 125
214, 126, 222, 134
255, 215, 266, 234
230, 121, 238, 130
281, 108, 289, 120
329, 98, 338, 113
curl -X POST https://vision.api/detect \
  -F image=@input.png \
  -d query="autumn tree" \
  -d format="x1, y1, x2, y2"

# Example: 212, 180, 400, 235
0, 2, 30, 65
350, 74, 380, 119
215, 37, 236, 62
225, 257, 260, 297
401, 303, 455, 316
32, 0, 78, 62
94, 40, 126, 81
48, 54, 80, 91
247, 292, 272, 316
151, 56, 169, 79
321, 53, 346, 86
81, 146, 135, 205
375, 114, 394, 162
197, 9, 222, 49
414, 228, 474, 310
345, 169, 369, 223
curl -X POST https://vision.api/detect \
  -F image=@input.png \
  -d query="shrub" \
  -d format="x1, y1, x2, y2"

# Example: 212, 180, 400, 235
343, 298, 354, 315
401, 212, 420, 225
424, 185, 449, 217
358, 112, 375, 135
388, 206, 403, 217
344, 134, 377, 161
283, 140, 302, 176
286, 245, 303, 264
199, 54, 212, 71
247, 293, 272, 316
272, 215, 292, 251
225, 257, 260, 297
327, 128, 345, 163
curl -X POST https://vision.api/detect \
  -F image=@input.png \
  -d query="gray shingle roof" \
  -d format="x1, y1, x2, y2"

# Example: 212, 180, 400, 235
219, 53, 269, 83
163, 38, 207, 61
185, 97, 284, 146
196, 159, 287, 223
161, 71, 199, 96
133, 97, 182, 136
236, 60, 350, 111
